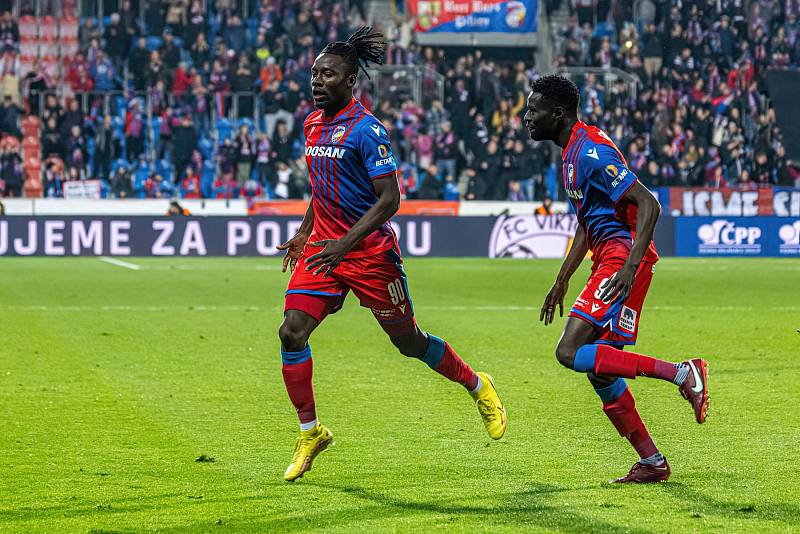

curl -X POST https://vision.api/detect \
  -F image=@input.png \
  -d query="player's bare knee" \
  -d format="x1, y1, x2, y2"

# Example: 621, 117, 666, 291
555, 342, 577, 369
279, 320, 309, 352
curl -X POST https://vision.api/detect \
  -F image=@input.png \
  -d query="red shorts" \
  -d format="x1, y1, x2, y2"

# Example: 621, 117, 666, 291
284, 249, 416, 336
569, 239, 656, 346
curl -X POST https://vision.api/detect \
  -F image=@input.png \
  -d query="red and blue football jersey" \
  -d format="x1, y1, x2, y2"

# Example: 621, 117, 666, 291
303, 98, 400, 259
561, 121, 659, 263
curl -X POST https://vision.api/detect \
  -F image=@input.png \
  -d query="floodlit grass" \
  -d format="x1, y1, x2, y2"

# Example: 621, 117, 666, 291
1, 257, 798, 532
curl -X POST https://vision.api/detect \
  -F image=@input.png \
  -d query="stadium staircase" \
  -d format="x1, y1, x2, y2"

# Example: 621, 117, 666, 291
18, 3, 79, 197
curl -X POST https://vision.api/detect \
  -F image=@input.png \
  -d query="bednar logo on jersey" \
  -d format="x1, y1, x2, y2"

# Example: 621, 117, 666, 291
305, 145, 347, 158
489, 214, 579, 258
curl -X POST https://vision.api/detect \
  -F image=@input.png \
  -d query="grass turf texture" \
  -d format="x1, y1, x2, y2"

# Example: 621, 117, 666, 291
1, 257, 798, 533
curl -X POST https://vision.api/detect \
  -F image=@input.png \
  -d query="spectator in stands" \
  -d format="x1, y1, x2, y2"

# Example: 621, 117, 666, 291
127, 38, 149, 92
104, 13, 127, 72
165, 0, 188, 38
167, 200, 192, 215
94, 114, 118, 181
190, 32, 212, 74
41, 116, 60, 157
213, 170, 239, 199
172, 113, 198, 173
0, 12, 17, 51
271, 119, 293, 164
145, 0, 167, 36
59, 99, 84, 139
180, 165, 201, 198
535, 196, 554, 215
23, 60, 48, 116
160, 31, 181, 71
65, 125, 87, 177
43, 155, 64, 198
90, 50, 116, 92
434, 121, 457, 181
0, 199, 5, 214
231, 55, 255, 117
110, 166, 132, 198
235, 123, 254, 184
147, 50, 168, 89
78, 16, 100, 53
0, 95, 21, 139
124, 99, 145, 161
0, 139, 22, 197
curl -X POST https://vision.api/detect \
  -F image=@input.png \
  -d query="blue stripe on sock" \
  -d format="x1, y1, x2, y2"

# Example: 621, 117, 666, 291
422, 334, 445, 368
573, 344, 598, 372
594, 378, 627, 403
281, 345, 312, 365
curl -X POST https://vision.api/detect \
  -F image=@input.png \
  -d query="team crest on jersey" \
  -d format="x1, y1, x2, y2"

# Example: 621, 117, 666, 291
378, 144, 388, 158
605, 164, 619, 178
331, 125, 347, 143
567, 163, 574, 181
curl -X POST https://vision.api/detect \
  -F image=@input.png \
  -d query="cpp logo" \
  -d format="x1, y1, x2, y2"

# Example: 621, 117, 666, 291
697, 220, 762, 254
779, 221, 800, 255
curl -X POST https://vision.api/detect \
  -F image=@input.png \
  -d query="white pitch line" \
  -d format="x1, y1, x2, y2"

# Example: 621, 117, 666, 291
3, 304, 799, 312
99, 257, 141, 271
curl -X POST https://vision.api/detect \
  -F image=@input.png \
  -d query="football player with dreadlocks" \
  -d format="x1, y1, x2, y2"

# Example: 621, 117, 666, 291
275, 27, 507, 482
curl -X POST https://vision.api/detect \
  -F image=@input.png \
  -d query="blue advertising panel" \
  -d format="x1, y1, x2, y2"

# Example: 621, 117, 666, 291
675, 217, 800, 257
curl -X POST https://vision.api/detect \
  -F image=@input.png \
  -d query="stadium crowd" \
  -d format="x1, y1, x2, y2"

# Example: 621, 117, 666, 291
0, 0, 798, 201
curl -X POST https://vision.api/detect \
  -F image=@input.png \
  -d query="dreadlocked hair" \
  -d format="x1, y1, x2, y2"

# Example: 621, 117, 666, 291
321, 26, 386, 80
529, 74, 580, 115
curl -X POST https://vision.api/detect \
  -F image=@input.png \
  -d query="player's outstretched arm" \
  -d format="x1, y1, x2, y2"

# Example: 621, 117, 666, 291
277, 202, 315, 273
541, 225, 588, 325
306, 174, 400, 277
598, 180, 661, 303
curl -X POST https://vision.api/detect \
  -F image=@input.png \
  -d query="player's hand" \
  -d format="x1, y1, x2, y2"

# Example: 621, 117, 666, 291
598, 264, 636, 304
276, 232, 309, 273
305, 239, 349, 277
540, 279, 568, 326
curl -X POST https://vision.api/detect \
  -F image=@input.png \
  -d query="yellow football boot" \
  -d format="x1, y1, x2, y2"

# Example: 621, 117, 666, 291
471, 372, 507, 439
283, 422, 334, 481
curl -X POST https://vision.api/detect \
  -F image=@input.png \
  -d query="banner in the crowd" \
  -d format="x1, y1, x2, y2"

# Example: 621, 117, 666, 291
63, 180, 102, 200
0, 215, 587, 257
10, 215, 796, 257
659, 187, 800, 217
675, 217, 800, 256
409, 0, 537, 33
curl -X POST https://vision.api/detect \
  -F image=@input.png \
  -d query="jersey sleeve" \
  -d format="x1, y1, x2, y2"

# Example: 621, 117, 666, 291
585, 143, 638, 203
357, 119, 398, 180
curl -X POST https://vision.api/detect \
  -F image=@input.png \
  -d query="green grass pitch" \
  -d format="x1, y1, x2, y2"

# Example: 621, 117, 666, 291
1, 257, 799, 533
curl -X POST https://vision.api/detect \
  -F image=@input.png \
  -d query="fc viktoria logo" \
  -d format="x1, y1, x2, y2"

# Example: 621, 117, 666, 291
489, 214, 579, 258
331, 125, 346, 143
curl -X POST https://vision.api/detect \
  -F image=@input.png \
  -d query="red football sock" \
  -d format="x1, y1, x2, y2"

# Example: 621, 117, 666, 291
282, 359, 316, 424
594, 345, 679, 382
602, 387, 659, 459
435, 342, 479, 391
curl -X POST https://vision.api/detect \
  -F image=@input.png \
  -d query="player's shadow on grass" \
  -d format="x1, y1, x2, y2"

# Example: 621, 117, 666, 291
660, 482, 800, 525
220, 481, 655, 534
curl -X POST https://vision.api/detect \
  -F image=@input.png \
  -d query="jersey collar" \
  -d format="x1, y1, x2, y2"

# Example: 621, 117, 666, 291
562, 120, 586, 155
321, 98, 358, 123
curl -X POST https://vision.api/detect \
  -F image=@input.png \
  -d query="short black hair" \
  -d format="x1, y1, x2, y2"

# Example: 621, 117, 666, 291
321, 26, 386, 79
529, 74, 580, 115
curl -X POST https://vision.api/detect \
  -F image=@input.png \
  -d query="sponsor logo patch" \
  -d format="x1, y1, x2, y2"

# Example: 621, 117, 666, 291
605, 164, 618, 178
305, 145, 347, 158
619, 306, 637, 332
375, 157, 394, 167
378, 144, 388, 158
